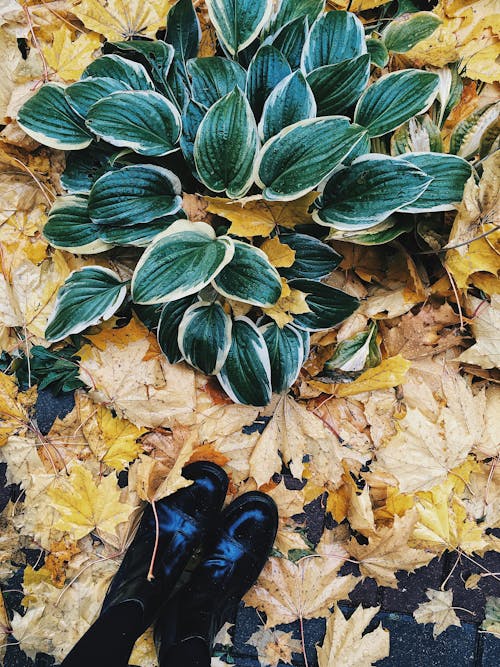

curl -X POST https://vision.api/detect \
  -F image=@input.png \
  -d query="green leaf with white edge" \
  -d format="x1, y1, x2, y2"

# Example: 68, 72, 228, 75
65, 77, 131, 118
267, 0, 324, 35
194, 88, 258, 199
60, 142, 118, 193
279, 231, 342, 280
324, 323, 379, 372
255, 117, 367, 201
365, 38, 388, 68
43, 194, 111, 254
307, 54, 370, 116
289, 279, 359, 332
259, 70, 316, 142
398, 152, 472, 213
382, 12, 441, 53
449, 102, 500, 158
85, 91, 181, 157
217, 316, 272, 406
88, 165, 182, 226
17, 84, 92, 150
45, 267, 127, 342
313, 154, 432, 230
301, 10, 366, 73
354, 69, 440, 138
205, 0, 273, 55
98, 212, 185, 247
212, 239, 282, 307
166, 0, 201, 69
178, 301, 232, 375
292, 324, 310, 361
131, 220, 235, 305
188, 57, 247, 109
260, 321, 304, 393
246, 45, 291, 120
326, 216, 413, 245
157, 295, 197, 363
180, 100, 206, 172
81, 54, 154, 90
268, 16, 308, 70
391, 115, 443, 155
104, 40, 175, 91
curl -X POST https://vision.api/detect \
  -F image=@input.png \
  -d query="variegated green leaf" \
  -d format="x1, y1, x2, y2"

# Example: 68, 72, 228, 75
180, 100, 206, 171
289, 279, 359, 331
382, 12, 441, 53
60, 142, 118, 194
45, 267, 127, 342
65, 77, 131, 118
267, 0, 324, 35
255, 117, 367, 201
302, 10, 366, 72
165, 0, 201, 69
131, 220, 235, 304
212, 240, 282, 307
260, 321, 305, 393
399, 152, 472, 213
354, 69, 440, 138
43, 195, 110, 254
188, 57, 246, 108
259, 70, 316, 142
17, 84, 92, 150
307, 54, 370, 116
324, 323, 380, 372
246, 45, 291, 119
313, 155, 432, 230
99, 213, 184, 247
217, 316, 272, 406
449, 102, 500, 158
365, 38, 388, 68
86, 91, 181, 156
279, 231, 342, 280
88, 165, 182, 226
81, 54, 154, 90
391, 116, 443, 155
268, 16, 308, 70
104, 40, 175, 92
157, 295, 197, 363
205, 0, 273, 55
178, 301, 232, 374
194, 88, 258, 199
326, 216, 413, 245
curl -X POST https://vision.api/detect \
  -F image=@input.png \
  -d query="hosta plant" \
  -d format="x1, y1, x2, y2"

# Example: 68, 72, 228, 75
18, 0, 474, 405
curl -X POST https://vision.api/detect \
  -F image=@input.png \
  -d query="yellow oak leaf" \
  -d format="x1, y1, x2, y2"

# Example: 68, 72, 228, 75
260, 237, 296, 268
244, 555, 359, 628
247, 627, 302, 667
347, 512, 433, 588
47, 463, 136, 540
205, 193, 317, 238
42, 27, 102, 82
413, 589, 461, 638
73, 0, 173, 41
316, 604, 390, 667
263, 279, 310, 328
0, 372, 32, 445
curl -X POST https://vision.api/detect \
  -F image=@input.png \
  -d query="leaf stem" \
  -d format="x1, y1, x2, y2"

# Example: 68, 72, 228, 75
147, 498, 160, 581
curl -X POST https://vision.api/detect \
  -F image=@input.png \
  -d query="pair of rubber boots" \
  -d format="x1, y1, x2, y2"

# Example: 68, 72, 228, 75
61, 461, 278, 666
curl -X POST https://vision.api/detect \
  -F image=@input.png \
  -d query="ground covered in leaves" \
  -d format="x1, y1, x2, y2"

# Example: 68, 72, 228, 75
0, 1, 499, 666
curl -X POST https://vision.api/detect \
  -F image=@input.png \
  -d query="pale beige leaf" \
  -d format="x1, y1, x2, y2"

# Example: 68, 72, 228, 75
413, 589, 461, 638
247, 627, 301, 667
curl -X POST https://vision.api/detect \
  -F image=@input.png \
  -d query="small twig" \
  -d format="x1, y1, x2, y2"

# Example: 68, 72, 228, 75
22, 3, 49, 83
441, 552, 460, 591
147, 498, 160, 581
443, 264, 464, 331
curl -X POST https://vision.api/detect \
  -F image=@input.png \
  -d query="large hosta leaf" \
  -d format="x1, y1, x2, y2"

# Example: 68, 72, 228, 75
354, 69, 440, 138
194, 88, 258, 199
268, 16, 308, 70
65, 77, 131, 118
279, 231, 342, 280
45, 267, 127, 342
246, 45, 291, 119
17, 84, 92, 150
180, 100, 206, 171
157, 295, 197, 364
261, 321, 305, 393
399, 152, 472, 213
255, 117, 367, 201
188, 57, 246, 108
217, 316, 272, 406
88, 165, 182, 226
60, 142, 118, 193
289, 279, 359, 331
382, 12, 441, 53
302, 10, 366, 72
99, 214, 182, 247
268, 0, 323, 35
165, 0, 201, 68
313, 155, 433, 230
86, 91, 181, 156
307, 54, 370, 116
81, 54, 154, 90
178, 301, 232, 374
212, 240, 282, 307
43, 195, 110, 254
205, 0, 273, 55
259, 70, 316, 142
104, 40, 175, 91
131, 220, 235, 304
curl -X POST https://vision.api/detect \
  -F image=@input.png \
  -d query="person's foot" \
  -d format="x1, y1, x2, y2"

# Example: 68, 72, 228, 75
155, 491, 278, 666
61, 461, 229, 667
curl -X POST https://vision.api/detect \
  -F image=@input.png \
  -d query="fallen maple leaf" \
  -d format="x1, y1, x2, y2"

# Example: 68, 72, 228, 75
260, 237, 296, 268
459, 295, 500, 370
42, 26, 102, 82
316, 604, 390, 667
0, 372, 34, 446
73, 0, 172, 41
247, 627, 301, 667
413, 589, 462, 638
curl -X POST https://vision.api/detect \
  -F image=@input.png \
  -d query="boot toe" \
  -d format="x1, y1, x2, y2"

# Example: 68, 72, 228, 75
167, 461, 229, 522
222, 492, 278, 556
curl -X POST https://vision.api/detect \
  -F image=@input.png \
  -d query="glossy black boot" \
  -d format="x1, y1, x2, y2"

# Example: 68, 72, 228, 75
155, 491, 278, 666
61, 461, 229, 667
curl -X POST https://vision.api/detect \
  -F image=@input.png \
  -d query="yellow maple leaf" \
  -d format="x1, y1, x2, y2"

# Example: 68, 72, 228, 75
205, 193, 317, 238
42, 27, 102, 82
260, 237, 296, 268
330, 0, 391, 11
413, 589, 461, 638
73, 0, 173, 41
0, 372, 34, 446
47, 463, 136, 540
317, 604, 389, 667
263, 279, 310, 328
